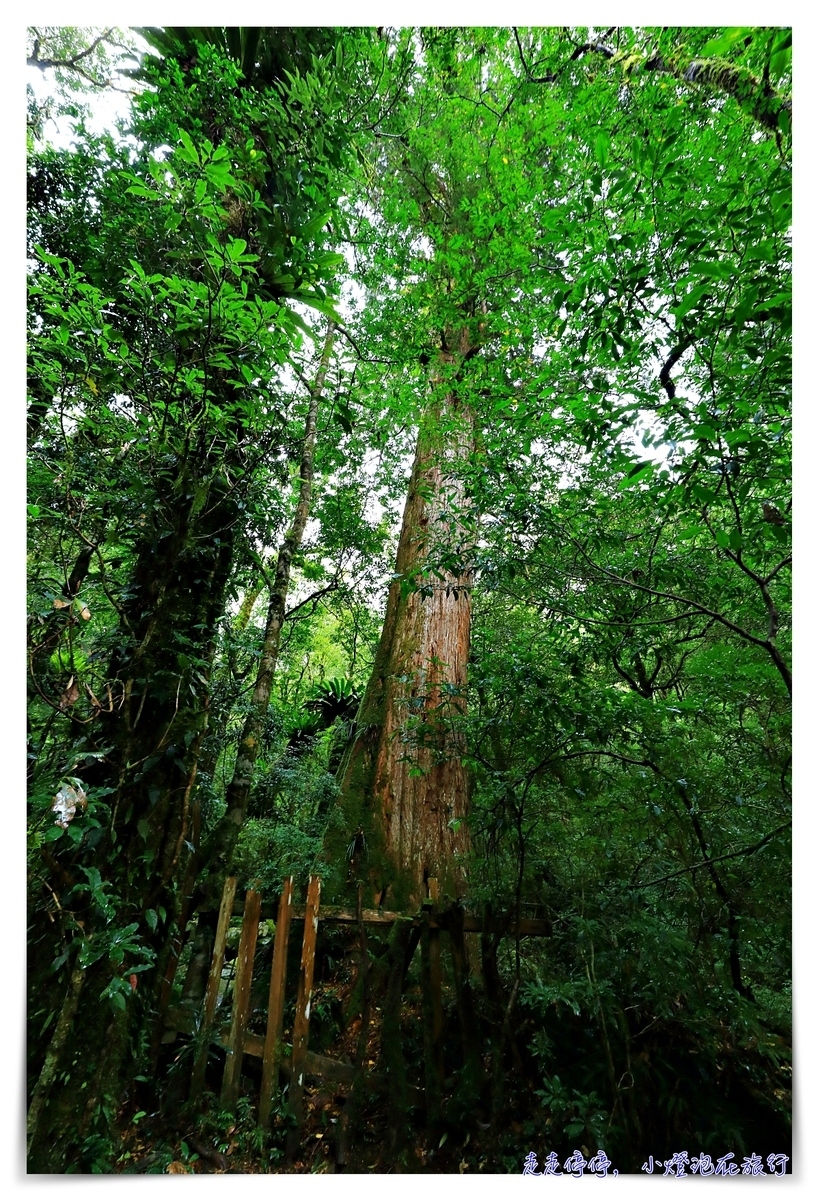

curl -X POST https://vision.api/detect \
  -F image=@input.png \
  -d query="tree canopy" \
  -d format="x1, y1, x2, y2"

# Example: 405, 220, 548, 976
26, 24, 791, 1175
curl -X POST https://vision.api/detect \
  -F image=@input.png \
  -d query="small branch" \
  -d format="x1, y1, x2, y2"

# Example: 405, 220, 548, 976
27, 30, 119, 89
283, 579, 339, 621
628, 820, 791, 889
333, 324, 401, 366
512, 28, 556, 84
659, 338, 694, 399
28, 29, 113, 70
569, 536, 791, 696
763, 555, 791, 586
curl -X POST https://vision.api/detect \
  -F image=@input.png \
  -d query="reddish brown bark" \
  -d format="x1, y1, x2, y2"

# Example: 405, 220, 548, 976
329, 334, 474, 907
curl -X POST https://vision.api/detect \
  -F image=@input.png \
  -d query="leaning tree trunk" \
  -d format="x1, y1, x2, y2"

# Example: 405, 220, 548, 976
192, 322, 336, 913
323, 329, 474, 909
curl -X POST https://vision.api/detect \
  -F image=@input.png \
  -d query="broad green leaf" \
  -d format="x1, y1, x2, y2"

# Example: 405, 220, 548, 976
699, 28, 754, 57
177, 128, 200, 166
299, 211, 332, 241
618, 461, 654, 489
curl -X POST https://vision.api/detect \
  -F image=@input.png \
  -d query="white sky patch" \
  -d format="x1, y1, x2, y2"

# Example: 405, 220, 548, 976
26, 33, 146, 149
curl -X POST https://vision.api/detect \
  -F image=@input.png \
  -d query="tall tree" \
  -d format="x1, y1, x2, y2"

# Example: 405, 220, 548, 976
323, 24, 790, 910
26, 23, 790, 1172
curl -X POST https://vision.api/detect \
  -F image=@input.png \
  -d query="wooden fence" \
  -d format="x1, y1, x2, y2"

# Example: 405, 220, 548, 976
164, 875, 551, 1141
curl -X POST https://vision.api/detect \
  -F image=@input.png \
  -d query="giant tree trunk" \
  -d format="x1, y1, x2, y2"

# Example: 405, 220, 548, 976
324, 333, 474, 909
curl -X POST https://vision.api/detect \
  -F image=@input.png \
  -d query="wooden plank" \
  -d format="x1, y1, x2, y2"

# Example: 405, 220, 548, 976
302, 1049, 357, 1087
211, 1034, 425, 1106
220, 888, 262, 1111
190, 875, 237, 1100
232, 1027, 265, 1058
258, 878, 294, 1129
291, 906, 552, 937
230, 901, 551, 937
285, 1047, 422, 1103
294, 904, 400, 924
288, 875, 321, 1135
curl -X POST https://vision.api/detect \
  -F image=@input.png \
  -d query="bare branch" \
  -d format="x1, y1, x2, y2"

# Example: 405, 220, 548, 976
27, 29, 119, 88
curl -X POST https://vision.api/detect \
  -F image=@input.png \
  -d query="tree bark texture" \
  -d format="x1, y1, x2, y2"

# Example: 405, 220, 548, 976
326, 333, 474, 908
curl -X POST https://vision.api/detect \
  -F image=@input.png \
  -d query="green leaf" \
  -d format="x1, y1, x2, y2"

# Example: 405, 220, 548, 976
126, 183, 157, 199
770, 30, 792, 77
34, 246, 68, 269
177, 128, 200, 166
699, 28, 753, 57
689, 260, 734, 281
673, 285, 711, 321
291, 290, 340, 320
299, 211, 332, 242
618, 461, 654, 489
313, 251, 345, 271
594, 131, 610, 169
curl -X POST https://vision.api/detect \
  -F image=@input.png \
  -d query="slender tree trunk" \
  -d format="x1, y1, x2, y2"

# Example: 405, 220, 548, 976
26, 965, 85, 1160
234, 581, 264, 632
195, 322, 336, 908
325, 330, 474, 908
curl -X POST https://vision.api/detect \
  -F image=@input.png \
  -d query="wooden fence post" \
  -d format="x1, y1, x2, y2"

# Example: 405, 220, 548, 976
220, 888, 262, 1111
259, 877, 294, 1128
287, 875, 321, 1150
190, 876, 237, 1101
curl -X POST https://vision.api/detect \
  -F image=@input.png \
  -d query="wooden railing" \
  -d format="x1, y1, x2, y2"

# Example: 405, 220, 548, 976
173, 875, 551, 1141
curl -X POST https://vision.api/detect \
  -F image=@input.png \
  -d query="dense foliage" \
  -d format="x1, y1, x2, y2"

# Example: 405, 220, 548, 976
27, 25, 790, 1174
